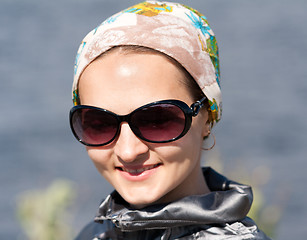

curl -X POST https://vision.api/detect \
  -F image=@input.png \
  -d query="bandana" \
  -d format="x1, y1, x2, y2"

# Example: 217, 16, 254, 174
73, 1, 222, 124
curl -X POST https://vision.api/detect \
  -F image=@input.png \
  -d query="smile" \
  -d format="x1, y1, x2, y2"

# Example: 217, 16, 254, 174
116, 163, 161, 175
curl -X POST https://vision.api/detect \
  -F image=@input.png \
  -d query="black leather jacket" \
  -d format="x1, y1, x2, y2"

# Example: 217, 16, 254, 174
75, 168, 271, 239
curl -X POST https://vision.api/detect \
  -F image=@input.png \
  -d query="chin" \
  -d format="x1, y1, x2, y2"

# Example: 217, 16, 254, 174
119, 189, 165, 209
124, 195, 158, 209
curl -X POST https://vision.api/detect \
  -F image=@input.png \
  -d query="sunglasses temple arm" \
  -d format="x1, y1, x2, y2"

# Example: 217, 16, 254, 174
191, 96, 207, 116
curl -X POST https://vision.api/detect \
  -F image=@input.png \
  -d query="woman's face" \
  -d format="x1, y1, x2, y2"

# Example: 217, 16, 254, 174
79, 50, 210, 208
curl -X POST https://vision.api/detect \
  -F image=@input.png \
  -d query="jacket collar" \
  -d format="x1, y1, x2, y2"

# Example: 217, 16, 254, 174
94, 167, 253, 231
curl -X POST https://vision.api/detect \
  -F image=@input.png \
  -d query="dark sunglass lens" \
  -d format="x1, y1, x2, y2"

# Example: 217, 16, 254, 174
131, 104, 186, 142
71, 108, 118, 146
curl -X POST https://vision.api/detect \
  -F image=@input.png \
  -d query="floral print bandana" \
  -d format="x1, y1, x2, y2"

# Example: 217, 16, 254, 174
73, 1, 222, 125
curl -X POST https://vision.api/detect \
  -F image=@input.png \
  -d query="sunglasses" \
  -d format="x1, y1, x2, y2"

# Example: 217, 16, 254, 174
69, 97, 207, 146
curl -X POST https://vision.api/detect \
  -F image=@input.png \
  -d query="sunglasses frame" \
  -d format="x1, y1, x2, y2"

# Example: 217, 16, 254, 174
69, 97, 207, 147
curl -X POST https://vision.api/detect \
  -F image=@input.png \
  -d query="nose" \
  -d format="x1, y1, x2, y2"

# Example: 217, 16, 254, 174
114, 122, 149, 162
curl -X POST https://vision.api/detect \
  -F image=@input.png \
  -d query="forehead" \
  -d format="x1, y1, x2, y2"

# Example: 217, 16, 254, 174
78, 50, 194, 113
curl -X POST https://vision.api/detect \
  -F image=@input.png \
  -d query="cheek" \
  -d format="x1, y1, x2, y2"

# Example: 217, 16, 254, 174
154, 127, 204, 165
178, 120, 206, 159
182, 130, 203, 159
86, 147, 113, 172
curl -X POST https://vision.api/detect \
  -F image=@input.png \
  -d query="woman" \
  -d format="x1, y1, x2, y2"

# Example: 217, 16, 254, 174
70, 1, 270, 239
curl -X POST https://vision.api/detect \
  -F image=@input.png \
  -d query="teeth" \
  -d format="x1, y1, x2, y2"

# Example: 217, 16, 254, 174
122, 164, 159, 174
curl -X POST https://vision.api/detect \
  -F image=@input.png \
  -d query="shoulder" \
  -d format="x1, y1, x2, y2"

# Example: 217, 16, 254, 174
74, 221, 109, 240
169, 218, 271, 239
207, 217, 272, 240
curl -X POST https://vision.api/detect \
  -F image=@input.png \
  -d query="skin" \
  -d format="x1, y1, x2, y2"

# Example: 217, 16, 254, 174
78, 49, 211, 208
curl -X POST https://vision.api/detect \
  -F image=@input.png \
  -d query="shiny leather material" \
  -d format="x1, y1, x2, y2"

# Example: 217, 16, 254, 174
75, 168, 271, 239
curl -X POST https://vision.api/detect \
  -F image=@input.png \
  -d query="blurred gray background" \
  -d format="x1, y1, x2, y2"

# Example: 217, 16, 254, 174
1, 0, 306, 239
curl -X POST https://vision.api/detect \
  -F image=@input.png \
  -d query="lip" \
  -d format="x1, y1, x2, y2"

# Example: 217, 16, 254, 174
116, 163, 161, 181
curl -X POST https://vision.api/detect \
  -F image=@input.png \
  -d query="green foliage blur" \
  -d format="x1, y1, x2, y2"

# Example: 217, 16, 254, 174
16, 179, 75, 240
